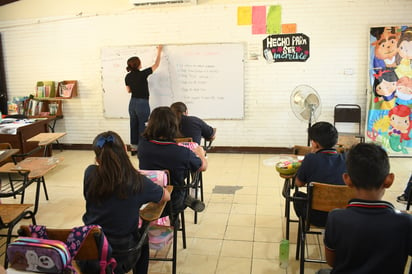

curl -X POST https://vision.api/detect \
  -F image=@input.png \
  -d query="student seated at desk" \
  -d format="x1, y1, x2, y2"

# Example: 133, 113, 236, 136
322, 143, 412, 274
293, 122, 347, 227
170, 101, 216, 145
138, 107, 207, 216
82, 131, 170, 274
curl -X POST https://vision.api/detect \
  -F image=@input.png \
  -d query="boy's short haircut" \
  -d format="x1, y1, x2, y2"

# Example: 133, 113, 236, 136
346, 143, 390, 190
308, 122, 338, 148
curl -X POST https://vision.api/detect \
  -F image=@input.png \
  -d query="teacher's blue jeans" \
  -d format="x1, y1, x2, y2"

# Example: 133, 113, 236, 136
128, 98, 150, 146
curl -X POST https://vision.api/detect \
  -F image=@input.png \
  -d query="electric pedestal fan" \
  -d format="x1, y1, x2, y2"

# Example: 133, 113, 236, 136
290, 85, 322, 146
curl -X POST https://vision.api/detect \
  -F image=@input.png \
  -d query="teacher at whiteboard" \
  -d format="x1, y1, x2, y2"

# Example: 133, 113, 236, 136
125, 45, 163, 155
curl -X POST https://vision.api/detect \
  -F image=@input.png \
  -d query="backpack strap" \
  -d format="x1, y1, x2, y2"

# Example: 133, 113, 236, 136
67, 225, 116, 274
66, 225, 97, 258
96, 231, 117, 274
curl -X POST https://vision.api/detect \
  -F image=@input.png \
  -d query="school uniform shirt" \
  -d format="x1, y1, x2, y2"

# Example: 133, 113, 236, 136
82, 165, 164, 237
294, 148, 346, 227
324, 199, 412, 274
180, 115, 214, 145
138, 138, 202, 212
124, 68, 153, 99
296, 148, 346, 186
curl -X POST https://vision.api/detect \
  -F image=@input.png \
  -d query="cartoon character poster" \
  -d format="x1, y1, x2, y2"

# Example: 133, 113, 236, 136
367, 26, 412, 155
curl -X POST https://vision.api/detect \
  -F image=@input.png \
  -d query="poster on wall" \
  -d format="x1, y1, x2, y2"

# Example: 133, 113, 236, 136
262, 33, 310, 62
366, 26, 412, 156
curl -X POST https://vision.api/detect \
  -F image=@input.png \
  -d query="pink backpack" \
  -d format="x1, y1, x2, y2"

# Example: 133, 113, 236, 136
139, 170, 174, 250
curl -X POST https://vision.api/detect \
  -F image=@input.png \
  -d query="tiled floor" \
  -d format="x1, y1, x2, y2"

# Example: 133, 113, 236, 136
1, 150, 411, 273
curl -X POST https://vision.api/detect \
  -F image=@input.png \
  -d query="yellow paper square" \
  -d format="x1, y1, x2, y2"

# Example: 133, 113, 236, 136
237, 6, 252, 25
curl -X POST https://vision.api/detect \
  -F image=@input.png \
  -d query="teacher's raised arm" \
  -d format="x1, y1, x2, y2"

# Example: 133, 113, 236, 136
151, 45, 163, 72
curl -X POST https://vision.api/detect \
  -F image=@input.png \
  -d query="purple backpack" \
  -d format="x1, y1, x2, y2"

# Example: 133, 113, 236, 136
7, 237, 71, 273
7, 225, 116, 274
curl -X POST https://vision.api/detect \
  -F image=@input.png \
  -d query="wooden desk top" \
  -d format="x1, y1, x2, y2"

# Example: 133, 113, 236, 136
27, 132, 66, 146
0, 148, 19, 163
11, 157, 63, 179
140, 185, 173, 222
0, 204, 33, 223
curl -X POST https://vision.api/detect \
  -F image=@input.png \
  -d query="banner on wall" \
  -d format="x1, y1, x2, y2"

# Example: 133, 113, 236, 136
366, 25, 412, 156
262, 33, 310, 62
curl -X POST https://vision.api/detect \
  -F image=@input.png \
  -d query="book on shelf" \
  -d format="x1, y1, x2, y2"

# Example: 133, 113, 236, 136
58, 82, 75, 97
28, 99, 43, 116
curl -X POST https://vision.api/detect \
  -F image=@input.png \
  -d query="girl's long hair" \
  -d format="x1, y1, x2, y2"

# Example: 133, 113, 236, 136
142, 107, 179, 141
87, 131, 143, 203
170, 102, 187, 138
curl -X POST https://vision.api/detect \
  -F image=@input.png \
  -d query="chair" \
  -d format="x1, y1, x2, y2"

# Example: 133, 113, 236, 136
333, 104, 363, 139
18, 217, 160, 274
0, 142, 50, 204
174, 137, 193, 143
202, 137, 214, 153
110, 218, 155, 274
139, 169, 184, 274
175, 138, 205, 224
0, 143, 19, 199
17, 225, 107, 273
295, 182, 356, 274
0, 142, 14, 164
0, 175, 36, 268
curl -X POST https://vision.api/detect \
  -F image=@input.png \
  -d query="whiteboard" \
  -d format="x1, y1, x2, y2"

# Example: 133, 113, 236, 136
101, 43, 244, 119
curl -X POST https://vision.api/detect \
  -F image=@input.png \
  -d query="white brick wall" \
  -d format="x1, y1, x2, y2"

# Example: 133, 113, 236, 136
0, 0, 411, 147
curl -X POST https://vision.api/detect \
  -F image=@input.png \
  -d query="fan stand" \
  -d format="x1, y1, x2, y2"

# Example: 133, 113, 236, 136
307, 104, 316, 146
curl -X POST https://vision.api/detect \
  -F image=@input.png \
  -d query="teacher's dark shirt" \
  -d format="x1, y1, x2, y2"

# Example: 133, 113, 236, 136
124, 67, 153, 99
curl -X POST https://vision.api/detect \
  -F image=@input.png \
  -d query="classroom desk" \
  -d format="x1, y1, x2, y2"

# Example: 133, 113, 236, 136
27, 132, 66, 156
0, 119, 51, 157
337, 133, 365, 152
140, 185, 173, 221
276, 154, 301, 240
0, 156, 63, 214
280, 173, 297, 240
0, 156, 62, 269
0, 149, 19, 165
12, 156, 63, 184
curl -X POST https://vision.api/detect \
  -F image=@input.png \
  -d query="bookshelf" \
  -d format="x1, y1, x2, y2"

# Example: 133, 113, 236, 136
27, 80, 77, 118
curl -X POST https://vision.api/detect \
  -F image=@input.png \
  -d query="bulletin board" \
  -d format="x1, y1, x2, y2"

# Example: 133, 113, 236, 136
101, 43, 244, 119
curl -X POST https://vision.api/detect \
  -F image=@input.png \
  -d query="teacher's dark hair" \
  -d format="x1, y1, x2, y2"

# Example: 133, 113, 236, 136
142, 107, 179, 141
87, 131, 143, 203
126, 56, 141, 72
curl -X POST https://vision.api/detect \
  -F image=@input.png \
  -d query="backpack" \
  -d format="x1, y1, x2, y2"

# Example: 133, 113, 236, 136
138, 170, 174, 250
7, 237, 71, 273
7, 225, 117, 274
